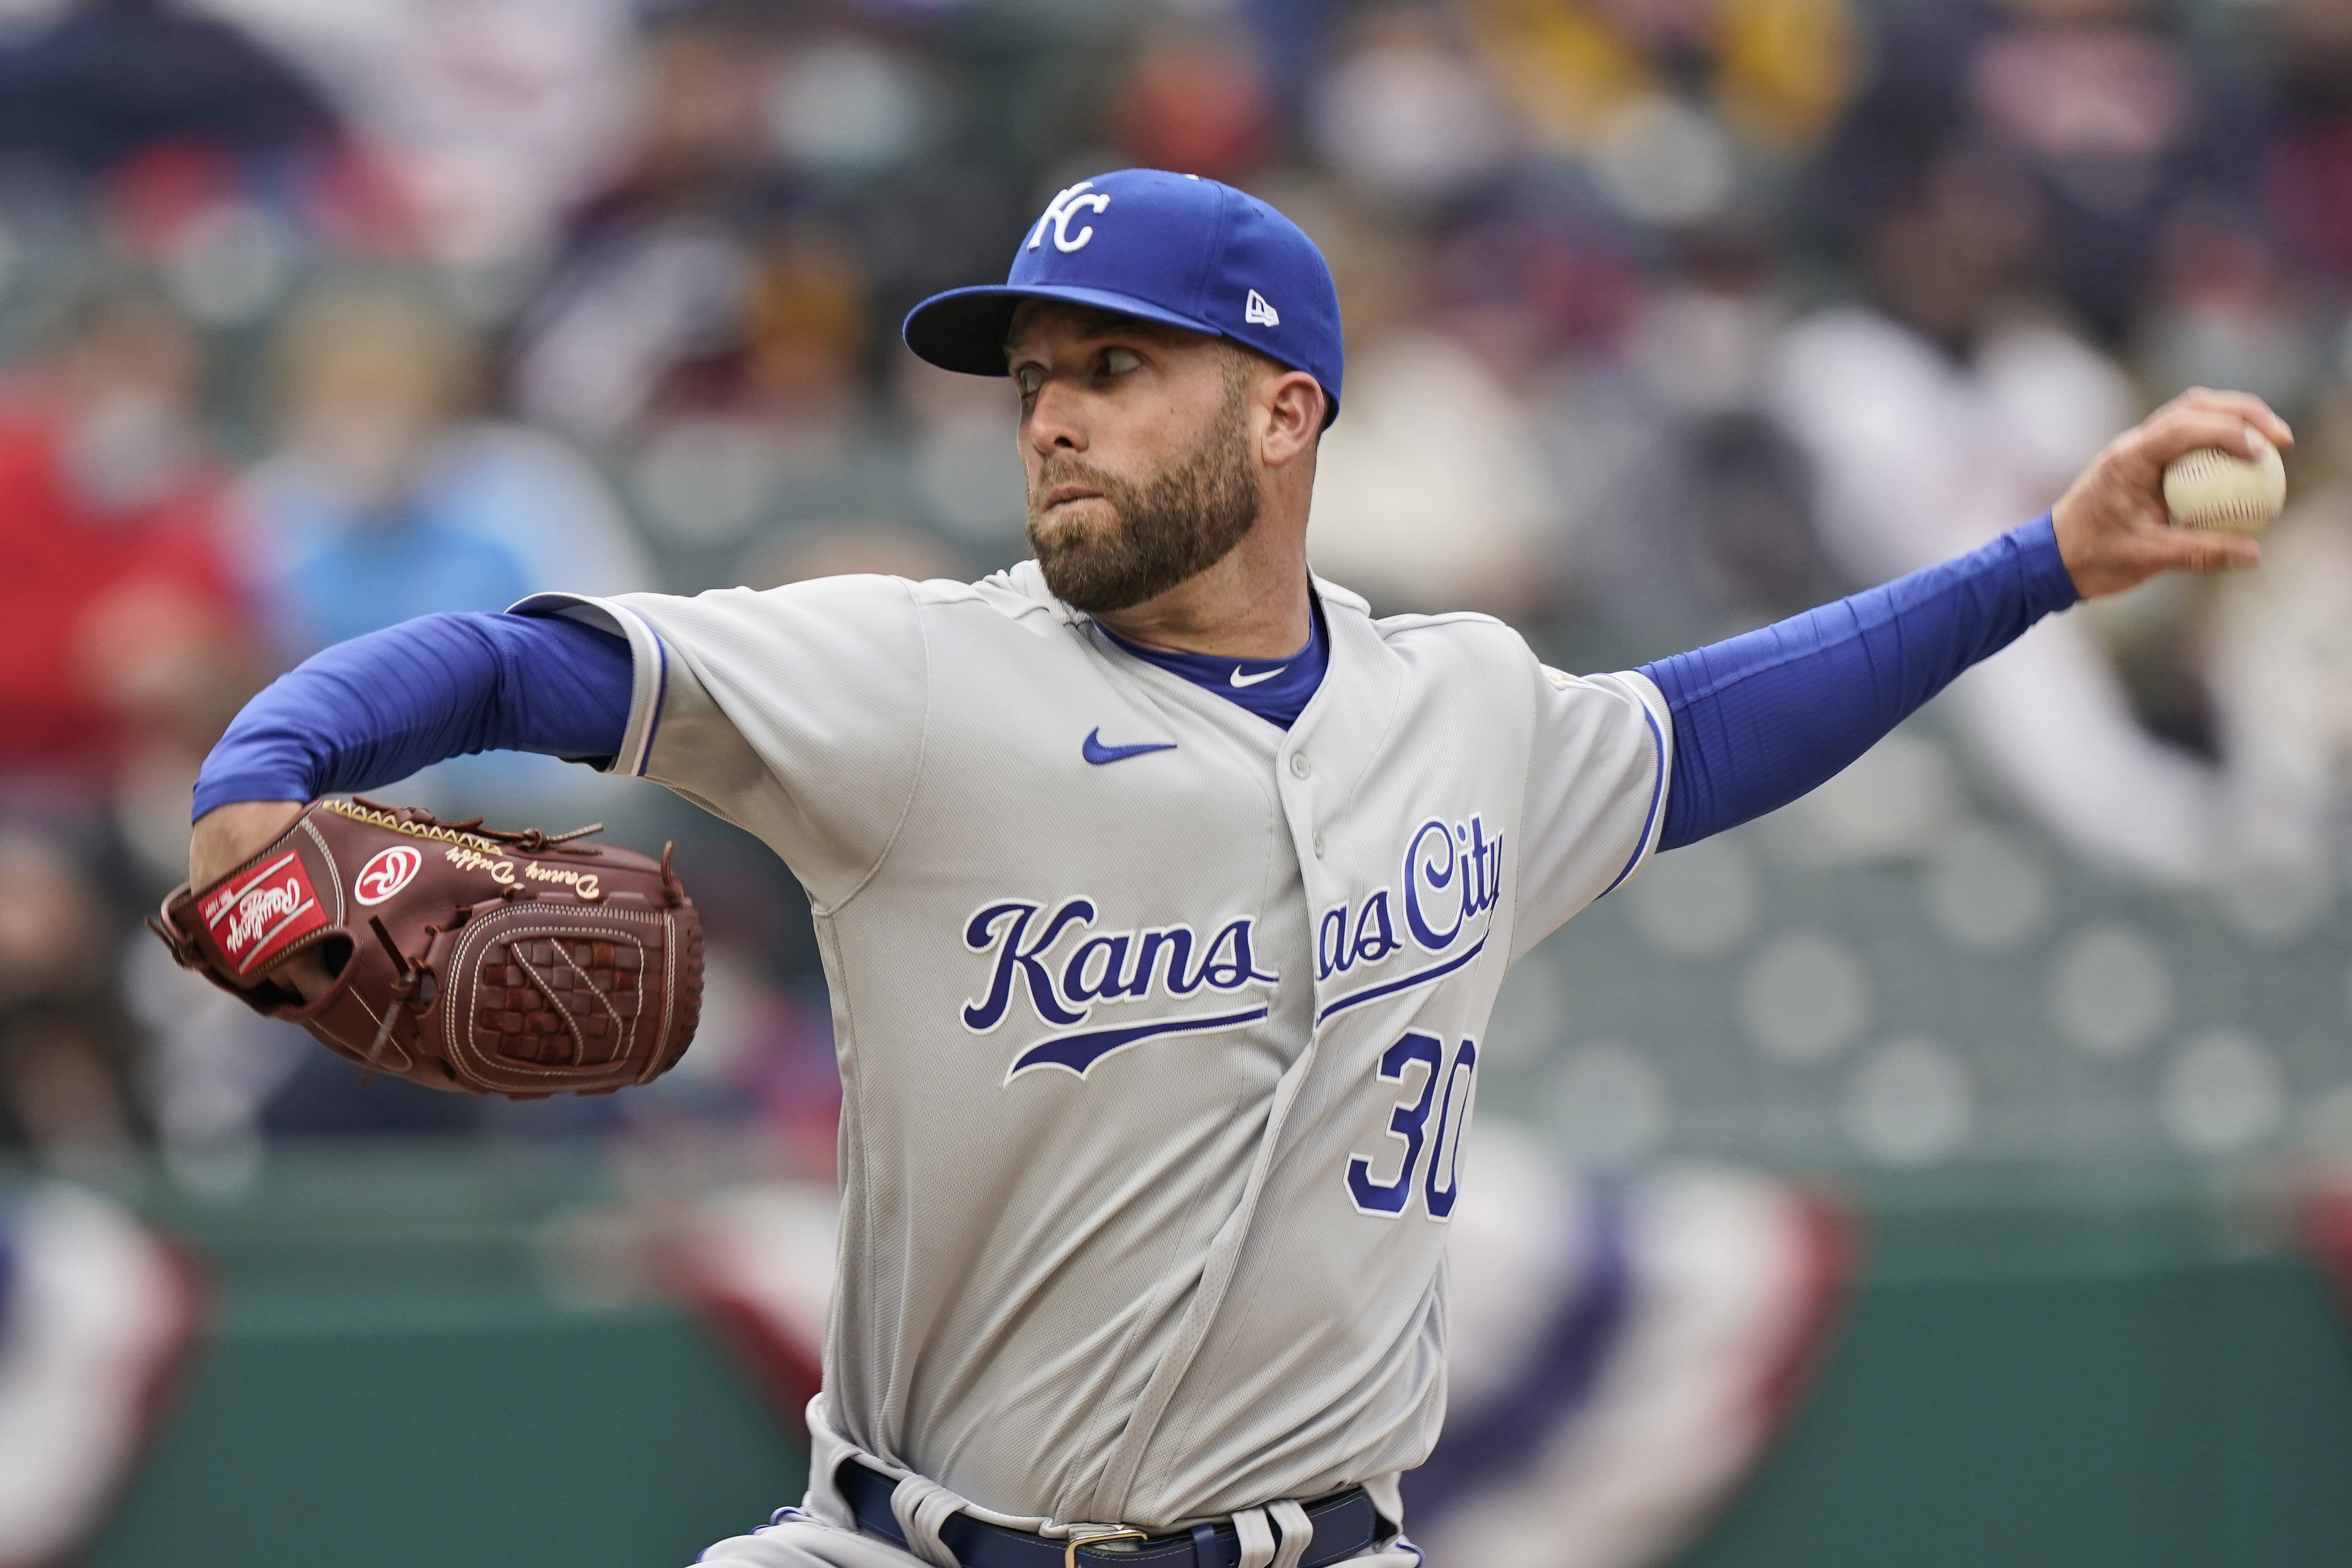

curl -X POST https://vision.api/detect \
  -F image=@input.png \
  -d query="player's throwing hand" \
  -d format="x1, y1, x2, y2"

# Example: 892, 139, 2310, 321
2052, 388, 2294, 599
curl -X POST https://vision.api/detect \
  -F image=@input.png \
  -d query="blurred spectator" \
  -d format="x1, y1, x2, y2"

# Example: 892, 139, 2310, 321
512, 6, 898, 445
606, 225, 891, 583
507, 5, 931, 586
757, 23, 1009, 333
0, 287, 253, 1161
2134, 209, 2325, 415
2260, 0, 2352, 294
1777, 150, 2108, 579
1808, 0, 2260, 344
235, 279, 648, 661
1305, 197, 1569, 618
190, 0, 638, 273
1550, 223, 1840, 653
0, 830, 139, 1168
0, 0, 339, 188
0, 286, 250, 794
0, 0, 405, 330
2209, 391, 2352, 881
1770, 153, 2224, 883
1308, 323, 1561, 615
1459, 0, 1856, 239
1462, 0, 1854, 157
1061, 12, 1277, 186
1309, 4, 1517, 211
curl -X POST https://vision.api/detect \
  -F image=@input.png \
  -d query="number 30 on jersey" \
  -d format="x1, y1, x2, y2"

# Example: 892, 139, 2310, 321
1346, 1032, 1478, 1220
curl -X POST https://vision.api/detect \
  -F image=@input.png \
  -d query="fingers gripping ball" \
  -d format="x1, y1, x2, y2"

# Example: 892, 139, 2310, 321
151, 798, 704, 1098
2163, 439, 2287, 534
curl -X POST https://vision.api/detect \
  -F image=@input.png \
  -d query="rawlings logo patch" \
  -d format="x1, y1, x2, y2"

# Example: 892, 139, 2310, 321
203, 850, 329, 975
354, 845, 423, 906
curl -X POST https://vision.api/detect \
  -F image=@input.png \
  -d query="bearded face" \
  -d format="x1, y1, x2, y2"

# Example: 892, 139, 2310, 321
1025, 369, 1262, 614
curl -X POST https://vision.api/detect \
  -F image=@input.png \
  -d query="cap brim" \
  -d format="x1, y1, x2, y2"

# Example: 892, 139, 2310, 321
902, 284, 1223, 376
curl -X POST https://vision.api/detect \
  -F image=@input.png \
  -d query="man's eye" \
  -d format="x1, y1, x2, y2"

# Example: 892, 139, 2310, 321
1100, 347, 1142, 375
1013, 367, 1042, 397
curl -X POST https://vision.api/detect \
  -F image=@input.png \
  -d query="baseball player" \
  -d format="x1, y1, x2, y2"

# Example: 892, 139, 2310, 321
186, 170, 2287, 1566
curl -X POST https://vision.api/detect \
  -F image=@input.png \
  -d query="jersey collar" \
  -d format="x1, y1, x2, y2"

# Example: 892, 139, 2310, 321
1001, 557, 1396, 769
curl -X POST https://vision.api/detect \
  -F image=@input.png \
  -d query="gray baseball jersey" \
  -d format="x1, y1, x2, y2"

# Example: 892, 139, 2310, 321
525, 562, 1670, 1538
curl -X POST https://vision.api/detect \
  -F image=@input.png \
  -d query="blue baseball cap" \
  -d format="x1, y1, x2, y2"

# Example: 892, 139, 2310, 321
903, 169, 1345, 426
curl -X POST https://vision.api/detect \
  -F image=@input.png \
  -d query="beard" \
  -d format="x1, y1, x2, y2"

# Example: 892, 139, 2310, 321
1025, 388, 1261, 614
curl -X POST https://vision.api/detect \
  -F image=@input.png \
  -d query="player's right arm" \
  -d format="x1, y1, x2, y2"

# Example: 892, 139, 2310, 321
186, 611, 635, 990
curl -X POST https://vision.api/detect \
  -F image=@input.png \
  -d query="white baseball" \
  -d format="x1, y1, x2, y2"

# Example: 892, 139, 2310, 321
2162, 439, 2285, 534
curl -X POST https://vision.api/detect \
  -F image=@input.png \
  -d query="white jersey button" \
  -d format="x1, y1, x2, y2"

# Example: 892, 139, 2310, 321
1312, 833, 1325, 858
1289, 752, 1311, 779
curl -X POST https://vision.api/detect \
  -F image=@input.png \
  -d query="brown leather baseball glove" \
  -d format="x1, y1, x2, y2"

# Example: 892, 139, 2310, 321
152, 797, 704, 1097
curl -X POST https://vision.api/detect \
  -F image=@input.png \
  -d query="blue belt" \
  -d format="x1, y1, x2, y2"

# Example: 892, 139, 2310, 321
838, 1460, 1383, 1568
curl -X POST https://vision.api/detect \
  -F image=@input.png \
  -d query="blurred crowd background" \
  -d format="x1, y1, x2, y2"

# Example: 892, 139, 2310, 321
3, 0, 2352, 1187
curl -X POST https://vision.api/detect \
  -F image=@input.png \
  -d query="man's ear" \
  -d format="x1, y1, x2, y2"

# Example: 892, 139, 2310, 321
1259, 370, 1324, 471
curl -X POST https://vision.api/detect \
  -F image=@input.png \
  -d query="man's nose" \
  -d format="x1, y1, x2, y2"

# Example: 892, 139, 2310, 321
1024, 379, 1088, 454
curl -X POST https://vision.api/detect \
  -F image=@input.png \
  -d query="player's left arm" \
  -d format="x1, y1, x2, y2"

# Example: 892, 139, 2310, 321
1641, 388, 2291, 849
189, 610, 633, 886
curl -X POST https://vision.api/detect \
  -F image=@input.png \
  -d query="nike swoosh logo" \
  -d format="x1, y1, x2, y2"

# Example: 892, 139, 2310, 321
1083, 728, 1178, 766
1229, 665, 1286, 688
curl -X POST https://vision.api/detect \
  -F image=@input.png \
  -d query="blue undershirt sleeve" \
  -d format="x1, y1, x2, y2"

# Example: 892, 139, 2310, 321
191, 611, 635, 820
1639, 514, 2080, 851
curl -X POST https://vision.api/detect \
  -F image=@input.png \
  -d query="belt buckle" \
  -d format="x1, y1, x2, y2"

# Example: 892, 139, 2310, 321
1063, 1525, 1146, 1567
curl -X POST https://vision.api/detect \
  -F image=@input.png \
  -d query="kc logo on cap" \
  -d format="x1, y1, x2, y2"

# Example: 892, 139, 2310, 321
902, 168, 1345, 426
1028, 181, 1113, 254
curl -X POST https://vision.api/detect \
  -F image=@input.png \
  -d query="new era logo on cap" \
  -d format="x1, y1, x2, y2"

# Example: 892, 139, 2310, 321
901, 169, 1345, 426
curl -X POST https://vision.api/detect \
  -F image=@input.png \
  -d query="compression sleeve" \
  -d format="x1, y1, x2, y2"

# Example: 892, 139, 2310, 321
1640, 514, 2079, 851
191, 611, 635, 820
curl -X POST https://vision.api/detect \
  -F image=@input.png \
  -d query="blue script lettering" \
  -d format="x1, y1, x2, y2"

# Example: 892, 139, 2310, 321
1198, 919, 1273, 990
1403, 813, 1502, 953
963, 898, 1276, 1035
1354, 891, 1402, 967
962, 900, 1096, 1030
1317, 890, 1404, 981
1403, 819, 1459, 950
1061, 933, 1132, 1003
1135, 928, 1197, 996
1314, 811, 1503, 1013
